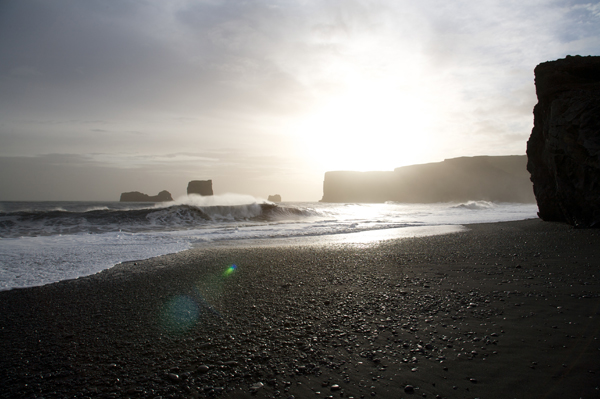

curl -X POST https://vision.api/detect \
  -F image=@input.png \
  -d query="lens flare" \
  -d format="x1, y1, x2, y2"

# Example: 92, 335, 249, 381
223, 264, 237, 277
159, 295, 199, 333
159, 264, 238, 333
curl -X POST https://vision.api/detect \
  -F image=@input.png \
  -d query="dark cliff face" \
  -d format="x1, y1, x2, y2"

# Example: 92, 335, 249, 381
187, 180, 213, 196
526, 56, 600, 227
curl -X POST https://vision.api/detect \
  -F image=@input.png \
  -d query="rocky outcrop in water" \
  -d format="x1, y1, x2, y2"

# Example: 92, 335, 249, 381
526, 55, 600, 227
187, 180, 213, 196
321, 156, 535, 203
268, 194, 282, 203
120, 190, 173, 202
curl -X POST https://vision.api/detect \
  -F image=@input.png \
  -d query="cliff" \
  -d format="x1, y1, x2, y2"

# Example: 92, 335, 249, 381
268, 194, 282, 203
187, 180, 213, 196
321, 155, 535, 203
526, 55, 600, 227
321, 171, 396, 203
120, 190, 173, 202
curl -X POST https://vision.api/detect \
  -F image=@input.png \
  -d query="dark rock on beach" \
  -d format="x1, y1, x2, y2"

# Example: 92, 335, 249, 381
120, 190, 173, 202
527, 55, 600, 227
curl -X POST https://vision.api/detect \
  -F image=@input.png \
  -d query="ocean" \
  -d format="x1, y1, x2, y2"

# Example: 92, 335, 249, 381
0, 195, 538, 291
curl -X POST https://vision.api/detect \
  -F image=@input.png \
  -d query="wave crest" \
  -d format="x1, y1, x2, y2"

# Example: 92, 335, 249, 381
0, 195, 318, 238
451, 201, 495, 210
168, 193, 268, 207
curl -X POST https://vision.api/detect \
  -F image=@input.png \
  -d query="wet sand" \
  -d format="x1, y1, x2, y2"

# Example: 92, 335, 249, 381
1, 219, 599, 399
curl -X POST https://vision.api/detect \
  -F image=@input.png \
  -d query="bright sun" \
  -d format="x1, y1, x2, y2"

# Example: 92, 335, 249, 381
292, 82, 434, 172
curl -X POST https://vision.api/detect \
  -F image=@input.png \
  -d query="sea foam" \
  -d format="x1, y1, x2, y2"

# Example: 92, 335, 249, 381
0, 199, 539, 290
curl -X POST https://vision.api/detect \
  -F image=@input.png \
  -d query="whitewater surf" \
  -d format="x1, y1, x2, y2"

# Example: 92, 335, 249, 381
0, 196, 538, 290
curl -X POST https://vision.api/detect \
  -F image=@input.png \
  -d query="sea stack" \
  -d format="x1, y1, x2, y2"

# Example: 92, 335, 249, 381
268, 194, 282, 202
526, 55, 600, 227
187, 180, 213, 196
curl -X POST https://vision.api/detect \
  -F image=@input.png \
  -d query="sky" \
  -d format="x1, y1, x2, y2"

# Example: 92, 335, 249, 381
1, 0, 599, 201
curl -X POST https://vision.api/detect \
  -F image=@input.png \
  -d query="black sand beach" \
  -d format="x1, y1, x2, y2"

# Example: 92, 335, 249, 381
1, 219, 599, 399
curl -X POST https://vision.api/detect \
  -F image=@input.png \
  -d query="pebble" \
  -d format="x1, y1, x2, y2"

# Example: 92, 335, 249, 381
6, 225, 595, 399
198, 365, 210, 373
250, 382, 265, 392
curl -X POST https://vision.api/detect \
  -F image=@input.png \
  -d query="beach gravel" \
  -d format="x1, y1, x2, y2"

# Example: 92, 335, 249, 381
1, 219, 599, 398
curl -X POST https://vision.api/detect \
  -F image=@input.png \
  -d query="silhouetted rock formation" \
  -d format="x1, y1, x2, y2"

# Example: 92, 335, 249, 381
527, 56, 600, 227
120, 190, 173, 202
321, 156, 535, 203
268, 194, 282, 202
187, 180, 213, 196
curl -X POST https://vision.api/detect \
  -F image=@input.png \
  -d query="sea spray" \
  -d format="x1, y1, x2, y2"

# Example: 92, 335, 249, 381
451, 200, 495, 210
168, 193, 269, 207
0, 194, 277, 238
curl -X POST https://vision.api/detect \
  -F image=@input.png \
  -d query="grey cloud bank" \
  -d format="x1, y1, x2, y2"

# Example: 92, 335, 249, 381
0, 0, 599, 201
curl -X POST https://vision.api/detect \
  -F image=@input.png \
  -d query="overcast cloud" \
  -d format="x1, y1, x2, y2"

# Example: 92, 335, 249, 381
1, 0, 599, 201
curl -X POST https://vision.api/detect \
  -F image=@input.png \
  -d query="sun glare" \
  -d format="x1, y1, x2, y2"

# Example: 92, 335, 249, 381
292, 83, 433, 172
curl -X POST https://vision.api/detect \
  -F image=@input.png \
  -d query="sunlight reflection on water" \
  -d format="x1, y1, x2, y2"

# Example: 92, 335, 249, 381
313, 224, 467, 245
196, 224, 467, 249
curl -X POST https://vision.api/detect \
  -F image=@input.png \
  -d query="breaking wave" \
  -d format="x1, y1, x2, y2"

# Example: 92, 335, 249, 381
451, 201, 496, 210
0, 199, 540, 290
0, 195, 317, 238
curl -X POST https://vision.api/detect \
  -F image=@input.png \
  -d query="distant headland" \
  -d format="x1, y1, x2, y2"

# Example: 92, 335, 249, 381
321, 155, 535, 203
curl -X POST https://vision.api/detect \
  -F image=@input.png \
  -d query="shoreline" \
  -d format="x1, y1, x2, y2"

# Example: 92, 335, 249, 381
0, 221, 507, 292
1, 219, 599, 398
0, 223, 467, 292
189, 224, 468, 250
0, 200, 538, 292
